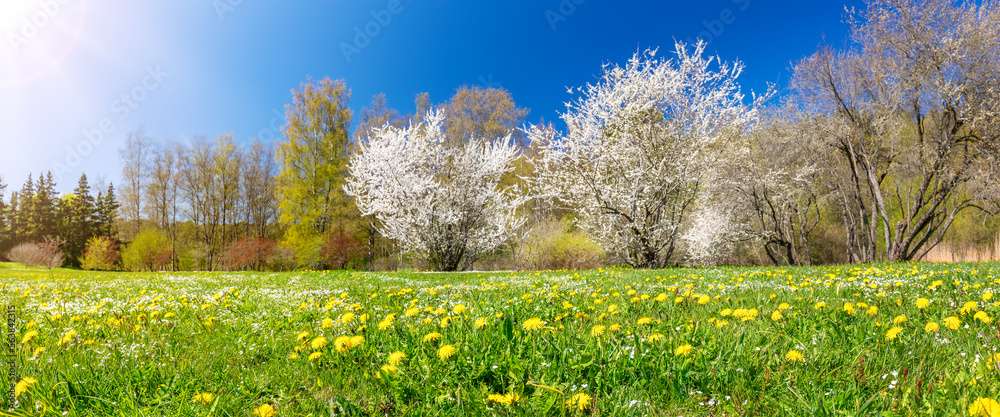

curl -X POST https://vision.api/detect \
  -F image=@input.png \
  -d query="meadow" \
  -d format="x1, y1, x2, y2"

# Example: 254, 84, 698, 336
1, 262, 999, 416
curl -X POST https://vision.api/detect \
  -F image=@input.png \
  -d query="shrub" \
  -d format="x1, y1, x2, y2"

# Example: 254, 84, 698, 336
122, 230, 172, 271
219, 237, 276, 271
267, 243, 298, 271
6, 237, 65, 269
80, 236, 120, 271
320, 228, 367, 270
516, 216, 604, 270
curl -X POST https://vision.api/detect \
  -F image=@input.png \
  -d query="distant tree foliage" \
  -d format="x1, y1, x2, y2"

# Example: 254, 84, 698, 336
276, 77, 355, 268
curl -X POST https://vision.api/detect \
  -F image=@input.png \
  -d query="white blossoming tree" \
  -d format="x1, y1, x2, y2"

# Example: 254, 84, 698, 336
345, 110, 526, 271
529, 41, 767, 268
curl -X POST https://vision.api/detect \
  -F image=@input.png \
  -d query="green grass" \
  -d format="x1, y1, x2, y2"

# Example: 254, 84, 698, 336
1, 263, 999, 416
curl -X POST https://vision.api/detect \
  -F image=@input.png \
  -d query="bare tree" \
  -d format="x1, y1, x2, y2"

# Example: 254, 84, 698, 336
242, 139, 278, 239
792, 0, 1000, 262
119, 127, 153, 241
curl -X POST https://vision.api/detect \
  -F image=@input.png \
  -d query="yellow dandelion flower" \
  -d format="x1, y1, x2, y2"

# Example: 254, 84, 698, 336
452, 304, 467, 314
321, 317, 335, 329
778, 303, 791, 311
969, 397, 1000, 417
348, 335, 365, 348
474, 318, 487, 329
252, 404, 276, 417
944, 316, 961, 330
378, 315, 395, 330
961, 301, 979, 315
785, 350, 804, 362
388, 351, 407, 366
58, 330, 77, 346
437, 344, 457, 360
648, 333, 664, 343
925, 322, 939, 333
719, 308, 733, 317
14, 377, 37, 397
308, 351, 323, 361
522, 317, 545, 331
296, 331, 310, 341
192, 392, 215, 405
886, 326, 903, 341
31, 347, 45, 358
698, 295, 710, 305
20, 330, 38, 345
674, 343, 693, 357
771, 310, 783, 321
380, 364, 398, 374
637, 317, 652, 325
984, 292, 994, 301
310, 336, 328, 350
655, 293, 669, 302
423, 332, 443, 343
843, 303, 855, 315
590, 325, 606, 337
334, 335, 351, 352
974, 311, 992, 323
340, 312, 355, 324
487, 392, 521, 405
814, 302, 827, 309
288, 353, 299, 359
893, 315, 907, 324
566, 393, 592, 411
404, 307, 420, 317
916, 298, 930, 309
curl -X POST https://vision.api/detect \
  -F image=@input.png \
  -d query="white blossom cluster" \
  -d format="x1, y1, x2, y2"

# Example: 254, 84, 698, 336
345, 110, 526, 271
528, 41, 766, 268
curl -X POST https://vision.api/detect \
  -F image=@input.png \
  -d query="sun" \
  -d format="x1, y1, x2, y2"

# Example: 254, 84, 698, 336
1, 0, 87, 87
0, 0, 43, 36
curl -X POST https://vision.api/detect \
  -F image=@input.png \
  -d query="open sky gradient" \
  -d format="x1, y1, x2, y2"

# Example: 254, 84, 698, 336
0, 0, 864, 194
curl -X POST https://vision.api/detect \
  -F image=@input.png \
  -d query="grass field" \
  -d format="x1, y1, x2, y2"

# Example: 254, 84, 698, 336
1, 263, 999, 416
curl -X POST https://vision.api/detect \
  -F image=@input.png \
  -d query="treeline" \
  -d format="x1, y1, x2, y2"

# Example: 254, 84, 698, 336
0, 173, 119, 268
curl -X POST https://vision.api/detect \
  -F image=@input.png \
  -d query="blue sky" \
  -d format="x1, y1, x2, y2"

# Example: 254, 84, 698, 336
0, 0, 863, 194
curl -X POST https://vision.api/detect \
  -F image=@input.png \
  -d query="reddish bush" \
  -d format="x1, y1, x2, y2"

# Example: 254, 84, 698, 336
220, 237, 276, 271
320, 229, 367, 270
7, 236, 65, 269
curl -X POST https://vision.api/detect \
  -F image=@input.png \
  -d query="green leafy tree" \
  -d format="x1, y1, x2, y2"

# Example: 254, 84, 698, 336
276, 77, 353, 267
81, 236, 120, 271
122, 229, 171, 271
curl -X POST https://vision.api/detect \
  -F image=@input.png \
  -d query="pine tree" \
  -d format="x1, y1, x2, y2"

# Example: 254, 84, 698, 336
0, 177, 8, 254
61, 174, 97, 266
16, 174, 36, 242
96, 183, 121, 239
29, 172, 59, 242
6, 191, 21, 247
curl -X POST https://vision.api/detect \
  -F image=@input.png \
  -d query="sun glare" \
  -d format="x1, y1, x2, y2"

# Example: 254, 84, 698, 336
0, 0, 44, 35
1, 0, 87, 87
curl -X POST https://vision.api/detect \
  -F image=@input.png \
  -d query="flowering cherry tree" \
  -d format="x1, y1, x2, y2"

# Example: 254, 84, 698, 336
345, 110, 526, 271
530, 41, 767, 268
